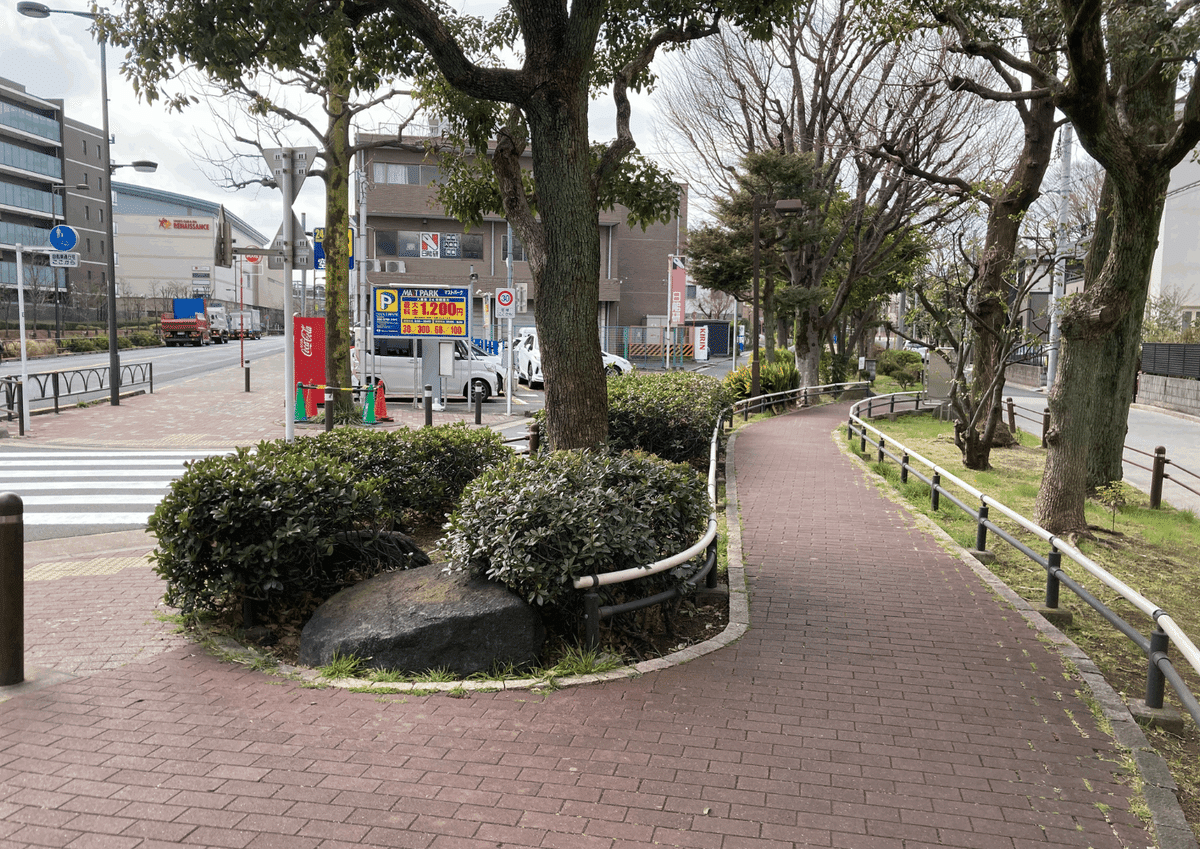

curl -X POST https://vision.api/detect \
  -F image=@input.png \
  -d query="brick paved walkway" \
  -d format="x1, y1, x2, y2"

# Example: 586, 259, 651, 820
0, 396, 1172, 848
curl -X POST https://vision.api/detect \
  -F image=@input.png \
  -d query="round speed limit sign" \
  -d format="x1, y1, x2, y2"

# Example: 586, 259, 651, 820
495, 288, 516, 318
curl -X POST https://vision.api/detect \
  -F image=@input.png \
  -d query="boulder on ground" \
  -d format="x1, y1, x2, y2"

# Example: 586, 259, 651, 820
299, 565, 544, 677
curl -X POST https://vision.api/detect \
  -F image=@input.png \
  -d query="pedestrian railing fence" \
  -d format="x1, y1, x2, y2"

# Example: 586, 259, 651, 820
2, 361, 153, 416
848, 393, 1200, 732
0, 376, 25, 436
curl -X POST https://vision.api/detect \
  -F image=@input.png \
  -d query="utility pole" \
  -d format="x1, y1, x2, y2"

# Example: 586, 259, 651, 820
1046, 125, 1073, 391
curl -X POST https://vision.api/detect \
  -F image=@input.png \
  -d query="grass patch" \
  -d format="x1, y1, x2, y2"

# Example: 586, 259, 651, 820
846, 414, 1200, 840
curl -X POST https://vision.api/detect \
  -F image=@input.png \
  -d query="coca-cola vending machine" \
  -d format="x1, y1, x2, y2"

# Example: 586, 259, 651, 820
294, 317, 326, 391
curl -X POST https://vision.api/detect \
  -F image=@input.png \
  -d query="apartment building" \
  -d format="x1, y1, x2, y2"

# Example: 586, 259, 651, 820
357, 133, 687, 334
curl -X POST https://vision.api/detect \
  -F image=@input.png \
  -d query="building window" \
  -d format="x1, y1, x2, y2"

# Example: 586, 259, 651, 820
686, 284, 697, 298
85, 206, 90, 221
99, 208, 103, 223
86, 238, 92, 253
372, 162, 441, 185
462, 233, 483, 260
82, 140, 88, 155
82, 172, 88, 186
501, 233, 527, 262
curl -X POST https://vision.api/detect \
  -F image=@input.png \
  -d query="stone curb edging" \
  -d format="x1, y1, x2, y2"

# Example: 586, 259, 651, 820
835, 426, 1199, 849
211, 428, 752, 694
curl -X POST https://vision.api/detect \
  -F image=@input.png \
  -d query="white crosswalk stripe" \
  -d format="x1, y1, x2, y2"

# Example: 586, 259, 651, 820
0, 449, 230, 529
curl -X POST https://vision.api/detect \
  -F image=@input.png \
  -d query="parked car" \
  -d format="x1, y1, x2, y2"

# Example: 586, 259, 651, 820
361, 338, 505, 401
515, 329, 634, 387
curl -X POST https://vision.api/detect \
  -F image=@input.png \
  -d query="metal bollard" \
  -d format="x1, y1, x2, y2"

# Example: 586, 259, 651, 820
1006, 397, 1016, 433
583, 591, 601, 651
424, 384, 433, 427
705, 538, 718, 589
474, 386, 483, 425
244, 362, 251, 393
52, 372, 60, 414
1150, 446, 1166, 509
1144, 627, 1169, 710
16, 382, 24, 437
931, 472, 940, 511
900, 452, 909, 484
877, 435, 885, 463
1044, 548, 1061, 609
0, 493, 24, 686
528, 422, 540, 454
324, 387, 334, 433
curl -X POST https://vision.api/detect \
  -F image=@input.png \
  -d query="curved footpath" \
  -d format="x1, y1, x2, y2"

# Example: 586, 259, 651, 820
0, 369, 1193, 848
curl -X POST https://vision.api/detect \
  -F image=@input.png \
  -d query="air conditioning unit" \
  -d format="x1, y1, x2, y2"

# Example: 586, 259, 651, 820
360, 259, 379, 272
384, 260, 406, 273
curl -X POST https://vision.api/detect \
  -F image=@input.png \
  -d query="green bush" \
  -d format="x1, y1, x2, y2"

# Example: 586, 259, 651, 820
607, 370, 732, 463
876, 349, 922, 377
130, 331, 160, 348
444, 450, 710, 626
892, 364, 923, 390
723, 355, 801, 400
148, 444, 385, 616
286, 423, 513, 525
62, 338, 98, 353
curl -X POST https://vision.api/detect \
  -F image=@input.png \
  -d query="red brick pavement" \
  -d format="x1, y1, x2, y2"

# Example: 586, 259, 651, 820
0, 400, 1163, 848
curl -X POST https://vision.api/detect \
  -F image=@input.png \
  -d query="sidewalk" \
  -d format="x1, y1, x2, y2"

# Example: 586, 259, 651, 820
0, 391, 1186, 848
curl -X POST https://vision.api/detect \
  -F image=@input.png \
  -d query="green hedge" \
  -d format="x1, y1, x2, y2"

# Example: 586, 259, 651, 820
606, 370, 732, 463
444, 449, 710, 626
876, 349, 922, 377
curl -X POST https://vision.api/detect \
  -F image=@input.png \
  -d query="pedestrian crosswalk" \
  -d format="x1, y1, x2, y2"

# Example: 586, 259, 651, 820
0, 449, 230, 529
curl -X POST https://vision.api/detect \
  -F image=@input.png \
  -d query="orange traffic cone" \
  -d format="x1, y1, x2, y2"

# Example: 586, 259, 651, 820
305, 385, 318, 418
294, 383, 307, 422
374, 380, 393, 422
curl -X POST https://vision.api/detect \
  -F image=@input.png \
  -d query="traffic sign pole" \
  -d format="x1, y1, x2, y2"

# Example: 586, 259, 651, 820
14, 245, 31, 433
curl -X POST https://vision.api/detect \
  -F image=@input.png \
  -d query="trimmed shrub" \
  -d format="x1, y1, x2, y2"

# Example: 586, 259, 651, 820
62, 338, 98, 353
606, 370, 732, 463
876, 349, 922, 377
285, 423, 513, 525
148, 444, 385, 616
130, 331, 160, 348
444, 450, 710, 626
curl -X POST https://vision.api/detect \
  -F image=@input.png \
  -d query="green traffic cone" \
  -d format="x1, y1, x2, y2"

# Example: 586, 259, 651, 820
362, 385, 377, 425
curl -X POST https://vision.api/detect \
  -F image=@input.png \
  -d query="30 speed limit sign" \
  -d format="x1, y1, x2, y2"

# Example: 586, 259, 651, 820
495, 287, 516, 318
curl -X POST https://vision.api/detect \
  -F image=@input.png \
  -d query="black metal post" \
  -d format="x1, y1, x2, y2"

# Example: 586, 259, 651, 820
847, 417, 853, 439
705, 539, 718, 589
877, 435, 885, 463
474, 387, 482, 425
1150, 446, 1166, 509
1144, 627, 1169, 710
149, 362, 154, 395
1006, 397, 1016, 433
975, 504, 989, 552
244, 363, 251, 393
0, 493, 24, 686
529, 422, 540, 454
424, 384, 433, 428
860, 429, 867, 454
1045, 549, 1061, 609
16, 383, 24, 437
889, 394, 895, 414
931, 472, 940, 511
583, 591, 601, 651
52, 372, 60, 414
900, 452, 909, 484
324, 387, 333, 433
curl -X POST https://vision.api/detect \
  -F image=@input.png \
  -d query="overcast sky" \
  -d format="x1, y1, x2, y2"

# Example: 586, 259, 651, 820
0, 2, 669, 245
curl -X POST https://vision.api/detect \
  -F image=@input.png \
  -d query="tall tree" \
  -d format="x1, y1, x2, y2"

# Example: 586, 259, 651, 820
657, 7, 990, 386
102, 6, 421, 417
108, 0, 800, 449
920, 0, 1200, 533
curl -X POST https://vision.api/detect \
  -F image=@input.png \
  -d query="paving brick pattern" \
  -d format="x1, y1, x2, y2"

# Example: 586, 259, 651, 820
0, 399, 1154, 848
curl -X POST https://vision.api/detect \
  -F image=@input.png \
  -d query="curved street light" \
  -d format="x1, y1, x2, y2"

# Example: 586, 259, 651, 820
18, 1, 153, 405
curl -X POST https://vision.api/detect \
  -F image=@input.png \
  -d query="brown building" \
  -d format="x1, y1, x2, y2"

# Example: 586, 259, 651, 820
358, 133, 686, 338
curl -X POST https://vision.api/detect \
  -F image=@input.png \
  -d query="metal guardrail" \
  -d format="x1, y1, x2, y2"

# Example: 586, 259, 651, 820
0, 376, 25, 436
849, 393, 1200, 731
570, 379, 870, 649
2, 361, 153, 415
1002, 396, 1200, 508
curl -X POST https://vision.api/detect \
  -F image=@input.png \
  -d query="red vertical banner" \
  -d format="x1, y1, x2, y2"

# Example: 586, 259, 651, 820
669, 257, 687, 325
293, 316, 326, 388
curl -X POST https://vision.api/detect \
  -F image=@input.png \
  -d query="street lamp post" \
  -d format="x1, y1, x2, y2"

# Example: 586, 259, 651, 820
19, 1, 156, 406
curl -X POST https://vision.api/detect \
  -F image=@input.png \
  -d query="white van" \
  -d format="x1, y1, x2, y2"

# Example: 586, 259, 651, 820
366, 338, 505, 402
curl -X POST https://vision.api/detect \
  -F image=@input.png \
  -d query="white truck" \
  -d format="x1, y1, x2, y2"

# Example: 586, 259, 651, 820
228, 309, 262, 339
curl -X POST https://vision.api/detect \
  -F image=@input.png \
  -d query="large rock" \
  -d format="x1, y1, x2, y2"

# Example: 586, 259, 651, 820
298, 565, 545, 677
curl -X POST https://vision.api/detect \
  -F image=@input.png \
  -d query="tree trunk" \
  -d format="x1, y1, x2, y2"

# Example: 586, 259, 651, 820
793, 303, 821, 387
323, 52, 353, 417
526, 91, 607, 450
1035, 168, 1169, 533
965, 90, 1057, 471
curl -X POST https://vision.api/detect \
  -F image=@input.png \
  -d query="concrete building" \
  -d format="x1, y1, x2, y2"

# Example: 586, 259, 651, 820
1149, 156, 1200, 328
1, 77, 109, 330
357, 133, 686, 340
111, 183, 286, 331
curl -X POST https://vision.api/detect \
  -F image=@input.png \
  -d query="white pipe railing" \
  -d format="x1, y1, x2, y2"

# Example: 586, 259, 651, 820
849, 394, 1200, 684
